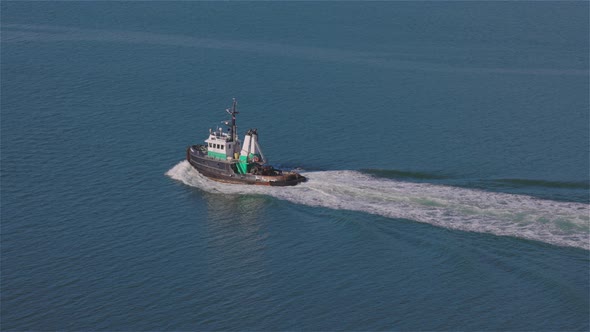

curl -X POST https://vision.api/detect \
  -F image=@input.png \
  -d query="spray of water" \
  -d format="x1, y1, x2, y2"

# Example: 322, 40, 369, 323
167, 161, 590, 250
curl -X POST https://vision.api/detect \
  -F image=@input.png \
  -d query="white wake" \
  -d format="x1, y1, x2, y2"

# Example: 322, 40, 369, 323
167, 161, 590, 250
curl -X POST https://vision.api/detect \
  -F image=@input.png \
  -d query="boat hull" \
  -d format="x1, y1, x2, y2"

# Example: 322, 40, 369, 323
187, 146, 306, 186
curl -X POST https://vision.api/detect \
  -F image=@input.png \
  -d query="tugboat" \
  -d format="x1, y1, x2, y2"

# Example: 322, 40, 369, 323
186, 99, 306, 186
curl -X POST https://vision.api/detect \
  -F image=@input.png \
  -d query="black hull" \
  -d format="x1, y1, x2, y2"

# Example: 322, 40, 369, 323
187, 146, 306, 186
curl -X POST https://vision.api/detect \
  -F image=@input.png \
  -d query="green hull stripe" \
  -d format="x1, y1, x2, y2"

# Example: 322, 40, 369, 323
207, 151, 227, 160
206, 152, 257, 174
236, 154, 256, 174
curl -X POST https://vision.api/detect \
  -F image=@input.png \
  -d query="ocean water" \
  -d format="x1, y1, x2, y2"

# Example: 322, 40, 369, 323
1, 2, 589, 331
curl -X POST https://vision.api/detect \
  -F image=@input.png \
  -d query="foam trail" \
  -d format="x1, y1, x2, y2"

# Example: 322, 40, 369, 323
167, 161, 590, 250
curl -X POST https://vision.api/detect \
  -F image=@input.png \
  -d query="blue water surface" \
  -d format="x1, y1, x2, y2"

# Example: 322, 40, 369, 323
1, 2, 588, 330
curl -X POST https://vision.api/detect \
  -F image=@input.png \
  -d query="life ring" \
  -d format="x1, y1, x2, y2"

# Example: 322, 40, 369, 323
253, 156, 260, 163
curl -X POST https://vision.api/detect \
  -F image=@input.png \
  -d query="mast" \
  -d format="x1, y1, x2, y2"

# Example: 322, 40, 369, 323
226, 98, 239, 142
